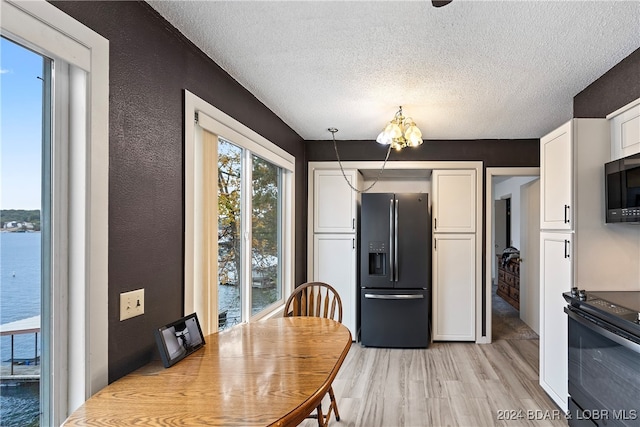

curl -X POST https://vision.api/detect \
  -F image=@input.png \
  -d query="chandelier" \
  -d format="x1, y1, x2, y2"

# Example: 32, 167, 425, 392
329, 105, 423, 193
375, 106, 423, 150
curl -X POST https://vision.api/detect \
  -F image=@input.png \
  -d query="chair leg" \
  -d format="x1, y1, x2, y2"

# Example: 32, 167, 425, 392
316, 404, 325, 427
311, 389, 339, 426
328, 385, 340, 421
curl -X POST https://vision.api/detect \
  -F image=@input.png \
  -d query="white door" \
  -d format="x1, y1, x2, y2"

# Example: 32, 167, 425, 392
432, 169, 476, 233
520, 179, 540, 334
432, 234, 476, 341
540, 121, 573, 230
313, 234, 356, 337
539, 231, 571, 412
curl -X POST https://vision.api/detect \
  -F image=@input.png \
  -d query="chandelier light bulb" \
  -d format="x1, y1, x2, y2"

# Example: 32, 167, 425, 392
376, 130, 391, 145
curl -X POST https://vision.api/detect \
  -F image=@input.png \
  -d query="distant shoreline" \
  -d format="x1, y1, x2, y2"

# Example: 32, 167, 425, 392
1, 209, 41, 232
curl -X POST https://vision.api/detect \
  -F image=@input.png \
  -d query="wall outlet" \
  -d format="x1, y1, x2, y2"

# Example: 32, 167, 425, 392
120, 288, 145, 321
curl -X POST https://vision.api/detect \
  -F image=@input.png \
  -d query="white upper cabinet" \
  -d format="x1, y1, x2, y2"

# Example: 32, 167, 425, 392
608, 98, 640, 161
540, 121, 573, 230
313, 169, 361, 233
432, 169, 476, 233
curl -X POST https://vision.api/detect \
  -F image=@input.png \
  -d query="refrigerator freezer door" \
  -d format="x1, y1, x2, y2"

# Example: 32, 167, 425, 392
360, 289, 430, 348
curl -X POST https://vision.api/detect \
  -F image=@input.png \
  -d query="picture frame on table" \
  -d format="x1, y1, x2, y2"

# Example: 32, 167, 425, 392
154, 312, 205, 368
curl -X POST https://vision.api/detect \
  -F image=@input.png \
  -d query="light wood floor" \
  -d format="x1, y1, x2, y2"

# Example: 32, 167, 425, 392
300, 339, 567, 427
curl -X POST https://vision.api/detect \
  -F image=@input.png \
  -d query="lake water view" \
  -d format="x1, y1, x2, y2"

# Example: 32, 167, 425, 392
0, 232, 41, 426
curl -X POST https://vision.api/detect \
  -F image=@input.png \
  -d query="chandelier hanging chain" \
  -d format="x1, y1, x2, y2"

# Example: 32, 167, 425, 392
327, 106, 421, 193
330, 128, 392, 194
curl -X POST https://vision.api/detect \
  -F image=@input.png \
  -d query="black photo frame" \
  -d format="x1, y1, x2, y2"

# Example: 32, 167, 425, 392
154, 313, 205, 368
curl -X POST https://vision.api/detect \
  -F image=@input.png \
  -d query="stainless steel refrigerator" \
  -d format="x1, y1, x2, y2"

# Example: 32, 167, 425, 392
359, 193, 431, 348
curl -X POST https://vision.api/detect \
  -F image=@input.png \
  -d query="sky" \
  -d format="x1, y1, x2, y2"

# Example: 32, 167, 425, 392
1, 36, 44, 210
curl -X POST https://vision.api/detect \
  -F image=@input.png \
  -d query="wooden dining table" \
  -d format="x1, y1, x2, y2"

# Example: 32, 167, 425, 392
63, 316, 352, 426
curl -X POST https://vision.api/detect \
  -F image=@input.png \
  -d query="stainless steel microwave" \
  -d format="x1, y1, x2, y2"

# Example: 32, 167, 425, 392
605, 152, 640, 223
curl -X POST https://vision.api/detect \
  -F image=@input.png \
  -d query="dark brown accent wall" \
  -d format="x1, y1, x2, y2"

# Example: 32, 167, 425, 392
306, 139, 539, 166
574, 47, 640, 118
50, 1, 305, 382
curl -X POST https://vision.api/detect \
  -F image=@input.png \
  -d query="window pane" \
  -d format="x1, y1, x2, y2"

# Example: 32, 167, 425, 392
217, 138, 242, 330
251, 155, 282, 315
0, 37, 45, 427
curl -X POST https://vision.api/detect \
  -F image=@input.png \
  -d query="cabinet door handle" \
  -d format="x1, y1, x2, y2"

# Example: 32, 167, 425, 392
564, 239, 570, 258
353, 238, 355, 249
564, 205, 570, 224
434, 217, 437, 230
352, 218, 355, 230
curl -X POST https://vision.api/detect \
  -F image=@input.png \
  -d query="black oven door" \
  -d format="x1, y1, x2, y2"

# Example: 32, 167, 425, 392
566, 308, 640, 426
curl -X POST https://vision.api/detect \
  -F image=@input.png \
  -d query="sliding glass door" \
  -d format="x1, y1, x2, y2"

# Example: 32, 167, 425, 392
217, 137, 283, 330
0, 36, 49, 427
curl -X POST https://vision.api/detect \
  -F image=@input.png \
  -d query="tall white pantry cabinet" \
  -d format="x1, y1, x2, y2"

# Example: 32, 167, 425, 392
431, 169, 477, 341
539, 119, 609, 412
310, 169, 361, 337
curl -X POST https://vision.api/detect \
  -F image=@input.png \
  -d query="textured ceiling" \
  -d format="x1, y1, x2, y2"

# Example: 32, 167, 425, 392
148, 1, 640, 140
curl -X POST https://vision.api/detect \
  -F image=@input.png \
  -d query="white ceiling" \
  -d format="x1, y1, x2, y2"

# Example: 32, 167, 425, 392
148, 0, 640, 141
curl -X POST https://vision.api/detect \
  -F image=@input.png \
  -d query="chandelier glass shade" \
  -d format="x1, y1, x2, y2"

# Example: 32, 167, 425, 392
375, 106, 423, 150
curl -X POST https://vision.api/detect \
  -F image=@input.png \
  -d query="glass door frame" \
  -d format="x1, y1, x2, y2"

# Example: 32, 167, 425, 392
1, 1, 109, 424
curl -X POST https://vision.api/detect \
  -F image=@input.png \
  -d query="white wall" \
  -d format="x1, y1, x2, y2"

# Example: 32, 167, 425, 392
573, 121, 640, 291
494, 176, 538, 249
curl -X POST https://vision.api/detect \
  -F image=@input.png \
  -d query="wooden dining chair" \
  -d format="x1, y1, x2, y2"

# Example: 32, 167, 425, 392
284, 282, 343, 427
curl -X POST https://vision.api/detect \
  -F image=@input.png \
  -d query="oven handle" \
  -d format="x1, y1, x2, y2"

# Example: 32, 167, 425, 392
566, 308, 640, 353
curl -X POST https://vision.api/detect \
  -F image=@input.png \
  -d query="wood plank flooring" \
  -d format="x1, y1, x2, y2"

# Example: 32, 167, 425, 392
300, 339, 567, 427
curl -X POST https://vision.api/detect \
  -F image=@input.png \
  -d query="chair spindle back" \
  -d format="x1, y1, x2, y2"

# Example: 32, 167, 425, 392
285, 282, 342, 323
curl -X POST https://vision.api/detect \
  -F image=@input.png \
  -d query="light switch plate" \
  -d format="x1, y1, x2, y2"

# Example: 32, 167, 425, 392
120, 288, 145, 321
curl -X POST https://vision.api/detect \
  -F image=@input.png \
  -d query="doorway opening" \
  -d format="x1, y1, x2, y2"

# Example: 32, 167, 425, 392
485, 168, 539, 343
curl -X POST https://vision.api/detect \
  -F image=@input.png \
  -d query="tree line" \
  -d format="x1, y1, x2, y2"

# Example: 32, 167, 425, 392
1, 209, 41, 230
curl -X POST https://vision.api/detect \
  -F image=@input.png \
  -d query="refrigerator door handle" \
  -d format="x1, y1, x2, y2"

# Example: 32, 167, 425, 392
394, 198, 399, 282
389, 198, 394, 282
364, 293, 424, 300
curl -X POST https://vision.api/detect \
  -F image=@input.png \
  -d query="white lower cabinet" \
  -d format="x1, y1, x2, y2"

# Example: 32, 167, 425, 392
432, 233, 476, 341
539, 231, 571, 412
312, 234, 356, 338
